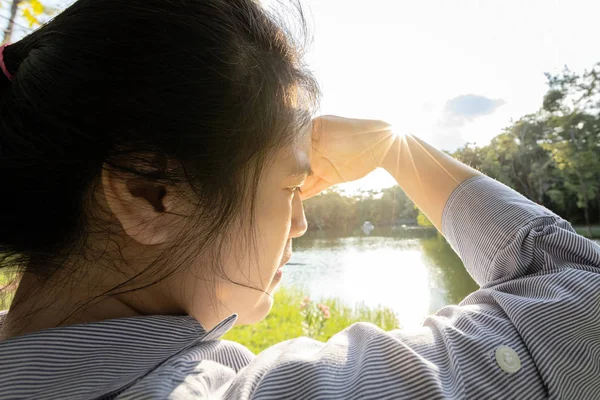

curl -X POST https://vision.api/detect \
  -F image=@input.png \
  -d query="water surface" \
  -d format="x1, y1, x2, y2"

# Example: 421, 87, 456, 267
285, 235, 600, 328
284, 234, 478, 328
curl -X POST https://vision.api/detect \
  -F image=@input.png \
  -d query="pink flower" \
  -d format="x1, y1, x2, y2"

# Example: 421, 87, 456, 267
300, 297, 310, 310
318, 304, 330, 318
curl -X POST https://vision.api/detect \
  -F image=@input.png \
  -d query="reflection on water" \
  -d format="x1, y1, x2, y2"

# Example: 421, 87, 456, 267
284, 234, 478, 329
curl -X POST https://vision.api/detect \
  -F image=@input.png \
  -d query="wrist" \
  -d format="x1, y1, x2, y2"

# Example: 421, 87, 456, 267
381, 136, 402, 179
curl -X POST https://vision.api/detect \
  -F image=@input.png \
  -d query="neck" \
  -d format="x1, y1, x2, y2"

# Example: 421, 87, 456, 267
1, 270, 144, 339
0, 244, 185, 340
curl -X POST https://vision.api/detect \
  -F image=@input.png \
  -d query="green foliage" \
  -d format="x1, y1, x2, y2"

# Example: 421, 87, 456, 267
303, 190, 357, 232
22, 0, 45, 27
0, 291, 14, 310
574, 226, 600, 238
0, 271, 17, 310
1, 0, 52, 43
543, 89, 564, 112
223, 287, 399, 354
453, 114, 557, 204
541, 63, 600, 233
304, 186, 418, 234
306, 61, 600, 235
299, 297, 330, 338
450, 63, 600, 232
416, 208, 434, 228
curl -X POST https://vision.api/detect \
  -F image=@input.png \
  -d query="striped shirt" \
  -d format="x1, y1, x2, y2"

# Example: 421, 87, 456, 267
1, 176, 599, 399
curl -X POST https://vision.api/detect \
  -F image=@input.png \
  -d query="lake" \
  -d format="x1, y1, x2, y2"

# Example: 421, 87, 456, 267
285, 233, 600, 328
283, 233, 478, 329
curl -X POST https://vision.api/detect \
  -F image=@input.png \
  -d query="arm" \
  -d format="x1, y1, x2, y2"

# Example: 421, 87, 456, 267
380, 134, 481, 232
383, 134, 600, 287
302, 117, 599, 286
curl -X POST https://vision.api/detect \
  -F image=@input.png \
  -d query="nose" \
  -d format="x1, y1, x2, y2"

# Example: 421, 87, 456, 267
290, 191, 308, 238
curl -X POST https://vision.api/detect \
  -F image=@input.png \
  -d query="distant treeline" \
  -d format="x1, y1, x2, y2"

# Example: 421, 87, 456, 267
304, 185, 421, 234
305, 62, 600, 236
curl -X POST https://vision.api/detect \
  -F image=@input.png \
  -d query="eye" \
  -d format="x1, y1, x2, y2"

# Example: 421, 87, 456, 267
290, 186, 303, 194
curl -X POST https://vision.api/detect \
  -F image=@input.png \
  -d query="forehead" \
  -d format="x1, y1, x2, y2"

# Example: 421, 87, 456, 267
275, 122, 312, 177
292, 119, 312, 147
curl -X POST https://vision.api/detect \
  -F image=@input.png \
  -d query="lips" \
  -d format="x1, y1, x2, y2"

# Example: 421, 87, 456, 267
279, 255, 291, 267
280, 244, 292, 267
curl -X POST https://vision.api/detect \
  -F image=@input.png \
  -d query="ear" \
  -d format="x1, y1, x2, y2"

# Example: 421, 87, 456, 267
101, 167, 183, 246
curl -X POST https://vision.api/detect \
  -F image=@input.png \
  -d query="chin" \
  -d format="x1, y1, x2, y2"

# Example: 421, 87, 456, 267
236, 293, 275, 326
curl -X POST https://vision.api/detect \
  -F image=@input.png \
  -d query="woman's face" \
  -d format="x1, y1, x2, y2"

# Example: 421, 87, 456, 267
181, 136, 311, 328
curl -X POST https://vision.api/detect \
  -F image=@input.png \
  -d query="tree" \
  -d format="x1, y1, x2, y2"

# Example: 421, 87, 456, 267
453, 115, 557, 205
544, 63, 600, 112
542, 64, 600, 235
492, 115, 556, 204
2, 0, 47, 43
378, 186, 418, 223
542, 113, 600, 235
302, 186, 421, 234
416, 208, 434, 228
303, 189, 358, 233
452, 143, 483, 170
449, 62, 600, 231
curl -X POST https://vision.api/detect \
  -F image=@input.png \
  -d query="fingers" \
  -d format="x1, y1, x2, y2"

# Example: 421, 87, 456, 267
305, 115, 396, 200
313, 115, 392, 134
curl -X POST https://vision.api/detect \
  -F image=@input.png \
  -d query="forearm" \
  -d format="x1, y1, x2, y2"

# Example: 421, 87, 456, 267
381, 135, 481, 231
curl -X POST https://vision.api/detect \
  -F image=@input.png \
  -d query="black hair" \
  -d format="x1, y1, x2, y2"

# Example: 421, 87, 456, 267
0, 0, 319, 310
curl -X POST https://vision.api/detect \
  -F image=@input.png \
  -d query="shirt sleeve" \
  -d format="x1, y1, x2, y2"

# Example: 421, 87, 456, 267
211, 175, 599, 400
442, 175, 600, 287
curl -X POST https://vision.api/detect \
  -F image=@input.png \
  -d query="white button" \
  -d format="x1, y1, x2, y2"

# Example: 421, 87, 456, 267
495, 346, 521, 374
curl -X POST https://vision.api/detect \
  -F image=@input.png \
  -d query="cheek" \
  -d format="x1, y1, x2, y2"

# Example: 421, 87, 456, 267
210, 192, 296, 323
249, 193, 293, 274
223, 192, 293, 278
256, 192, 293, 240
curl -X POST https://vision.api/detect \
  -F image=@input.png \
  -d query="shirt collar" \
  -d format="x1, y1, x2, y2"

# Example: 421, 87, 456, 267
0, 311, 237, 400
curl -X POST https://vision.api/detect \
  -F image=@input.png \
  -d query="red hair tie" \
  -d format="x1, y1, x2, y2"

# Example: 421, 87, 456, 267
0, 43, 13, 81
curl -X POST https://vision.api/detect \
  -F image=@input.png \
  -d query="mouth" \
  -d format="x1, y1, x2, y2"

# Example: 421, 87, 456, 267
279, 241, 293, 267
279, 254, 291, 268
273, 243, 293, 282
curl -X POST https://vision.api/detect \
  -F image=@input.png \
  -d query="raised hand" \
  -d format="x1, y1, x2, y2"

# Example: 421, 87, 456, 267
300, 115, 396, 199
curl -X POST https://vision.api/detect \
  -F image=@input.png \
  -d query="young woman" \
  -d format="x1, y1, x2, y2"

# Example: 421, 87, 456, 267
0, 0, 598, 399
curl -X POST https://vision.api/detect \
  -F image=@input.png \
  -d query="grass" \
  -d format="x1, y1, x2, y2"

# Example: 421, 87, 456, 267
0, 271, 17, 311
0, 273, 399, 351
223, 287, 399, 354
574, 225, 600, 239
1, 277, 400, 353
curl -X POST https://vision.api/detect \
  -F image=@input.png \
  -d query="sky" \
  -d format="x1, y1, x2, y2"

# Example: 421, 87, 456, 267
296, 0, 600, 191
5, 0, 600, 191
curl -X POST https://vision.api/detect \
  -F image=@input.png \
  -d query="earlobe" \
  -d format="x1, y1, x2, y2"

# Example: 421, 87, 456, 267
101, 167, 178, 246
